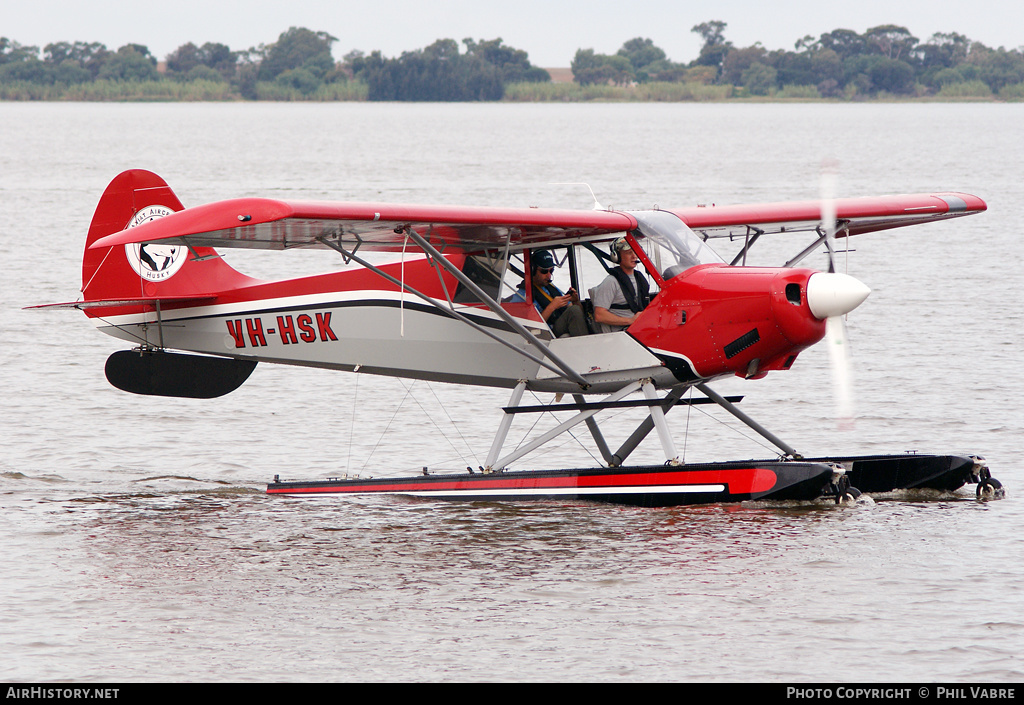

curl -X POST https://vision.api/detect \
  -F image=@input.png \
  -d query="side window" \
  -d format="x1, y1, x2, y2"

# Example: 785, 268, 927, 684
453, 252, 524, 304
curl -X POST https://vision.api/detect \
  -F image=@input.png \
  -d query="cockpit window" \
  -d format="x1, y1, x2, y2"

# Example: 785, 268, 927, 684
631, 210, 724, 280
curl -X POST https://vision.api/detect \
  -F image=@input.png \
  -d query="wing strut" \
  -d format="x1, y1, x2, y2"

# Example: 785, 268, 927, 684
403, 228, 591, 389
783, 231, 828, 268
729, 227, 764, 266
783, 221, 849, 268
317, 235, 570, 380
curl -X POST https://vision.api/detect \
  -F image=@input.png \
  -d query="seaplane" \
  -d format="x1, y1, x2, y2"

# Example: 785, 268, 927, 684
35, 169, 1004, 506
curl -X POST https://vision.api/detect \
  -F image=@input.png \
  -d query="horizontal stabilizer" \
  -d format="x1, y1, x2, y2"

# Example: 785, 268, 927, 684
28, 295, 218, 311
105, 350, 257, 398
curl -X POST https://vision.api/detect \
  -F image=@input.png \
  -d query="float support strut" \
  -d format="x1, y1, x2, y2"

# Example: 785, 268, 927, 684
642, 380, 679, 464
485, 381, 527, 471
574, 394, 614, 465
489, 380, 641, 471
696, 382, 802, 459
609, 386, 688, 466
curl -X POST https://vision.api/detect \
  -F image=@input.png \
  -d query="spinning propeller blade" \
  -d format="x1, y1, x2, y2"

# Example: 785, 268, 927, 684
825, 314, 855, 428
819, 160, 861, 430
821, 164, 839, 273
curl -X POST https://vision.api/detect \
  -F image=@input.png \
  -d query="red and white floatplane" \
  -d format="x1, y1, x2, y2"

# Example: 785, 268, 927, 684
35, 170, 1003, 506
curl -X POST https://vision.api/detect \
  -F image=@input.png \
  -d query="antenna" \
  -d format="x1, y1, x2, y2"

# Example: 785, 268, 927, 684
549, 182, 604, 210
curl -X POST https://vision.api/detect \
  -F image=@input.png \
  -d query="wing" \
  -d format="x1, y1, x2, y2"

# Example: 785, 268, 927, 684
89, 198, 638, 254
89, 192, 985, 254
669, 193, 986, 239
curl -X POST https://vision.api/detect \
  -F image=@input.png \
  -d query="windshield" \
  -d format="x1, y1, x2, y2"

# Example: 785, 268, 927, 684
631, 210, 724, 280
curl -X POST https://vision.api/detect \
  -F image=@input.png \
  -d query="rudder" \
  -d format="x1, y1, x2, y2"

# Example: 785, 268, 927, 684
81, 170, 255, 309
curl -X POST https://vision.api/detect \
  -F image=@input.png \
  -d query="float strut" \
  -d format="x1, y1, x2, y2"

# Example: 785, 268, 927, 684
574, 394, 614, 465
642, 380, 680, 464
491, 381, 641, 471
696, 382, 802, 459
609, 386, 687, 467
485, 381, 527, 471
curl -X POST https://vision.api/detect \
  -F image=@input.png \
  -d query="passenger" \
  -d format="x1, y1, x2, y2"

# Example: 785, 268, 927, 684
592, 237, 651, 333
510, 249, 588, 337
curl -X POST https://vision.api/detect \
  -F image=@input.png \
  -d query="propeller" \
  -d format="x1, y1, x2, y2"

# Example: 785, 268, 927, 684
815, 160, 864, 430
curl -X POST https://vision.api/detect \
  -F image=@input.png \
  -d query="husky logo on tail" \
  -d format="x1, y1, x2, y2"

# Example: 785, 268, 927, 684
80, 170, 255, 306
123, 205, 187, 281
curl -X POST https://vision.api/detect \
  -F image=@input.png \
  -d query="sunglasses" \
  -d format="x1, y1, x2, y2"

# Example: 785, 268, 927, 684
536, 267, 555, 274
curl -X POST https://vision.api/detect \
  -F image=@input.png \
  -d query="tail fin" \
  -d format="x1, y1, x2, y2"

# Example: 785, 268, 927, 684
82, 170, 256, 308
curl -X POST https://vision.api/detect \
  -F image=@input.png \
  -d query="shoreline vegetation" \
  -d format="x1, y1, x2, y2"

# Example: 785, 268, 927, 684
3, 79, 1014, 103
3, 23, 1023, 103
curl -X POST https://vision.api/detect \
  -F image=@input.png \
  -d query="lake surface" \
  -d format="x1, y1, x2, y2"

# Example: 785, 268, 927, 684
1, 101, 1022, 682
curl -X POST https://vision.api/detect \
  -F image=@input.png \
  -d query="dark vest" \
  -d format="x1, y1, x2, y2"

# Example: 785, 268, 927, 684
531, 282, 566, 324
608, 267, 650, 314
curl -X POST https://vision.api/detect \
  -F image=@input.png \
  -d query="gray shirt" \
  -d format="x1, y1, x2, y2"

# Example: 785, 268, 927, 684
592, 270, 646, 334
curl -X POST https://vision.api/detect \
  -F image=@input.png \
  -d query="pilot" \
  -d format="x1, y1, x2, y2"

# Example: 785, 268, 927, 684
510, 249, 588, 337
592, 237, 651, 334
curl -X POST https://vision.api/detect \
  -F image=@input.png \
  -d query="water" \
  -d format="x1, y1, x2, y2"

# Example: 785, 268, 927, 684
1, 102, 1023, 682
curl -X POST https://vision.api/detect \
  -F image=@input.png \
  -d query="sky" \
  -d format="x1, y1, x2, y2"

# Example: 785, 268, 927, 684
3, 0, 1021, 67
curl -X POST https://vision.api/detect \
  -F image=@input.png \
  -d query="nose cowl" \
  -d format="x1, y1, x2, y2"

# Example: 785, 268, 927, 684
806, 272, 871, 319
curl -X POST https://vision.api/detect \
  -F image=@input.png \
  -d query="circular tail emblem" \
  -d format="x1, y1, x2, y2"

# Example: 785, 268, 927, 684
123, 205, 187, 282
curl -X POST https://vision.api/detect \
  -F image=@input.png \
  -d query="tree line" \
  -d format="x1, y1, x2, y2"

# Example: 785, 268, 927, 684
2, 22, 1022, 101
0, 27, 549, 101
575, 22, 1024, 98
